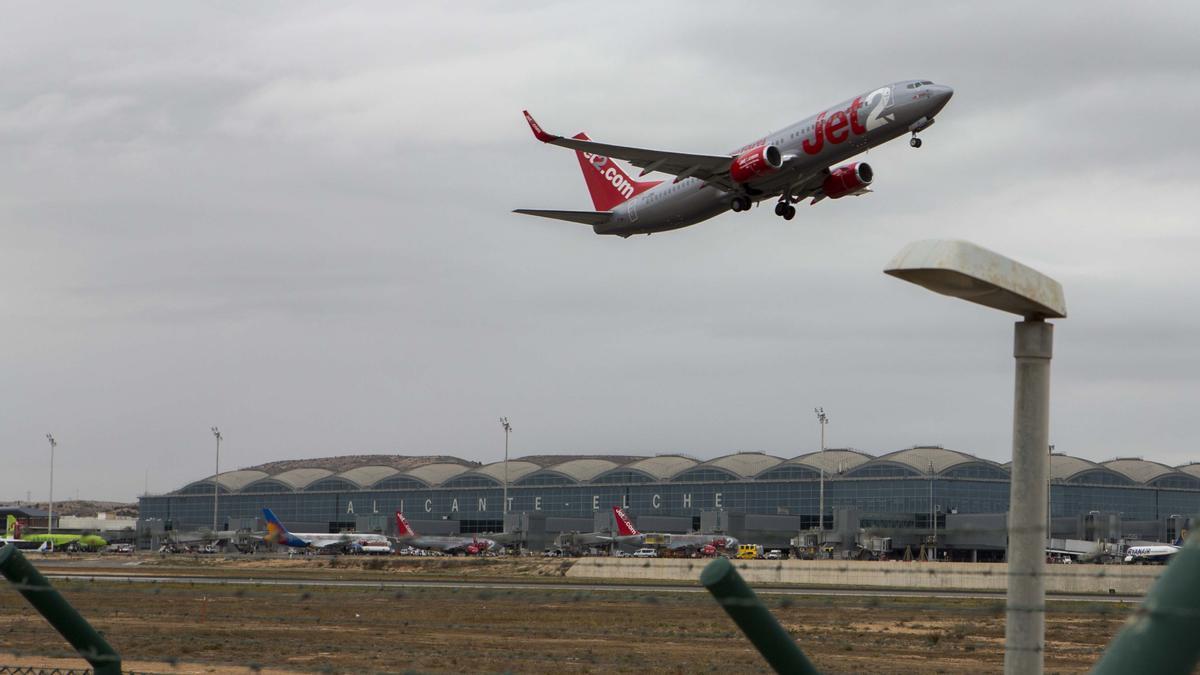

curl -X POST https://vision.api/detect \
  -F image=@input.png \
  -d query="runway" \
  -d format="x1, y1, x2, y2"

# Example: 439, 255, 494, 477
42, 571, 1142, 603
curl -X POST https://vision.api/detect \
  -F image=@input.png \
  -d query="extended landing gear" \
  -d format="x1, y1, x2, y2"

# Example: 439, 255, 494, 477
730, 196, 752, 212
773, 201, 796, 220
909, 134, 923, 148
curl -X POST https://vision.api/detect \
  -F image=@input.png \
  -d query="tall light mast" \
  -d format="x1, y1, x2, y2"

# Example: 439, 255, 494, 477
46, 434, 57, 538
814, 408, 828, 533
500, 417, 512, 523
211, 426, 223, 532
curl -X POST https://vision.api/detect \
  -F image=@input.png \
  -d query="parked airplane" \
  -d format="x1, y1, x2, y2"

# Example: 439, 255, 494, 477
261, 508, 389, 551
1124, 540, 1182, 564
5, 515, 107, 550
394, 512, 496, 555
1, 515, 38, 550
613, 507, 737, 556
556, 507, 651, 550
516, 80, 952, 237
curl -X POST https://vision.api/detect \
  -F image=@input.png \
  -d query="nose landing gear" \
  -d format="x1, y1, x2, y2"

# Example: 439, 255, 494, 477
909, 134, 923, 148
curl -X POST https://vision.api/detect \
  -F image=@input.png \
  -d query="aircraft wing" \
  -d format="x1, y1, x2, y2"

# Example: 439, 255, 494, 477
523, 111, 737, 189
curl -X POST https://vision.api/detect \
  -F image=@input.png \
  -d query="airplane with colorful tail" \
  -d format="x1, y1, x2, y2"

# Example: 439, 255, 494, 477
394, 512, 496, 555
4, 514, 107, 550
261, 508, 389, 552
516, 79, 952, 237
613, 506, 737, 557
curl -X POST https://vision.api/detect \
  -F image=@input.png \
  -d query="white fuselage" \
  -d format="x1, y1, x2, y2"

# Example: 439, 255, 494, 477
598, 81, 951, 236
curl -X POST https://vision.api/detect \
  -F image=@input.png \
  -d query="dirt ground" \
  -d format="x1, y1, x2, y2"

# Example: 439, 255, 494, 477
0, 555, 1131, 674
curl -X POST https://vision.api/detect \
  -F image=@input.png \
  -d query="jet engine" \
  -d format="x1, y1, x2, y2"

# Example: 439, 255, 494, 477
730, 144, 783, 183
820, 162, 873, 199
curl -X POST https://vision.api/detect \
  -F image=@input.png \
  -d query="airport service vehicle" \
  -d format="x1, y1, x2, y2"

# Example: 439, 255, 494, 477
632, 548, 659, 558
262, 508, 389, 552
395, 512, 496, 555
765, 549, 783, 560
352, 541, 394, 555
737, 544, 764, 560
1124, 541, 1182, 564
516, 80, 952, 237
614, 507, 738, 556
4, 515, 107, 550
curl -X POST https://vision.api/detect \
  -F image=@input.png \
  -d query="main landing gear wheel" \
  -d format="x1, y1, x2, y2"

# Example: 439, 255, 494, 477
731, 196, 751, 212
910, 135, 923, 148
783, 204, 796, 220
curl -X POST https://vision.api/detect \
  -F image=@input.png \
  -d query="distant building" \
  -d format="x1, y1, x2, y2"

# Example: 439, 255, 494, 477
137, 448, 1200, 556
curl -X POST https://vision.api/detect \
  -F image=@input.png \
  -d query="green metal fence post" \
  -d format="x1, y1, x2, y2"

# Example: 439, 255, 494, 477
1091, 532, 1200, 675
0, 544, 122, 674
701, 557, 820, 674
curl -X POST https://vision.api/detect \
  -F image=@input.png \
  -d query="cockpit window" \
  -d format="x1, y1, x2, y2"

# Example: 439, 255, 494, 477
920, 80, 933, 85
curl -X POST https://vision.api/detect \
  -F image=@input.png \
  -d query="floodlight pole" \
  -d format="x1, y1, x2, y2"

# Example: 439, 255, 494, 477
46, 434, 57, 539
210, 427, 222, 532
500, 418, 512, 522
929, 460, 936, 561
1007, 318, 1052, 675
814, 408, 827, 534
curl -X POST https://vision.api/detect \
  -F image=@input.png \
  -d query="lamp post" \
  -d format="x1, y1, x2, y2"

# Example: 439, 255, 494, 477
885, 239, 1066, 675
929, 459, 937, 561
814, 408, 828, 533
45, 434, 56, 538
210, 427, 222, 532
500, 417, 512, 523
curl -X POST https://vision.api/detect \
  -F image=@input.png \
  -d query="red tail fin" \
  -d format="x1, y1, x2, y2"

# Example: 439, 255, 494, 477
395, 512, 416, 537
573, 133, 660, 211
612, 506, 640, 537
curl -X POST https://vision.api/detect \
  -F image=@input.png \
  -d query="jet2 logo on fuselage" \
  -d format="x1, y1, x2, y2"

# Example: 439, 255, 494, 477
802, 86, 891, 156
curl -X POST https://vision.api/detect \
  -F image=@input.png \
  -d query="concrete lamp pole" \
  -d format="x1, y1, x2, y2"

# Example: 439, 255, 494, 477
885, 239, 1067, 675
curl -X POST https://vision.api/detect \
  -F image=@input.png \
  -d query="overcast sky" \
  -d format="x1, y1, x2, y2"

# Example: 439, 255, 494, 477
3, 3, 1198, 501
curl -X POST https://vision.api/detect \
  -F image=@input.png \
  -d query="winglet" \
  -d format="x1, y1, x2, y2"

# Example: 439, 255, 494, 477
523, 110, 559, 143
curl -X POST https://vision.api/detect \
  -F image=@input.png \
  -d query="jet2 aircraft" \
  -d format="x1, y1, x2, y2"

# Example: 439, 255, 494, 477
516, 80, 952, 237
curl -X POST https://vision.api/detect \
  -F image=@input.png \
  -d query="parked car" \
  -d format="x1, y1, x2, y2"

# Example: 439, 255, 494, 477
765, 549, 782, 560
632, 548, 659, 558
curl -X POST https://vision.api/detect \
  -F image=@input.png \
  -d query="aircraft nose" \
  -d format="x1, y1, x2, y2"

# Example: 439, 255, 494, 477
930, 85, 954, 111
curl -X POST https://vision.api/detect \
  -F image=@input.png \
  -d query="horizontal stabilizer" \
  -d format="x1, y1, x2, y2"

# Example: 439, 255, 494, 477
513, 209, 612, 226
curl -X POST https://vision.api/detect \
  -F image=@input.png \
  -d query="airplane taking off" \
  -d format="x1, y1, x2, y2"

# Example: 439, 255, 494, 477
516, 80, 952, 237
394, 512, 496, 555
613, 507, 737, 556
262, 508, 389, 551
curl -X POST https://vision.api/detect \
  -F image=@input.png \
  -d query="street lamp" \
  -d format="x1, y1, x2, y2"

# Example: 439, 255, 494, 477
814, 408, 828, 533
45, 434, 56, 538
211, 426, 222, 532
500, 417, 512, 523
885, 239, 1066, 675
929, 459, 937, 561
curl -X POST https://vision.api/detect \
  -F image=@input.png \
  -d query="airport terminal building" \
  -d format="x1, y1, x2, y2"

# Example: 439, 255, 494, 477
137, 447, 1200, 555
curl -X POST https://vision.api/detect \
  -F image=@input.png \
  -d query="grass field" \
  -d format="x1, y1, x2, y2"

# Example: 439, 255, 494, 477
1, 556, 1132, 673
